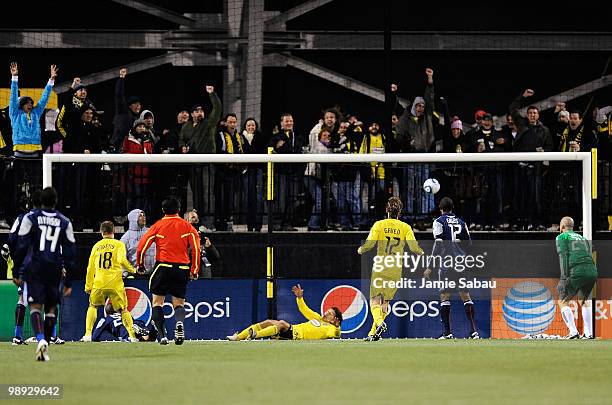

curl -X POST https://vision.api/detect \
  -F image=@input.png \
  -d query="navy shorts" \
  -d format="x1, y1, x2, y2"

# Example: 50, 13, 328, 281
438, 267, 470, 294
27, 280, 61, 306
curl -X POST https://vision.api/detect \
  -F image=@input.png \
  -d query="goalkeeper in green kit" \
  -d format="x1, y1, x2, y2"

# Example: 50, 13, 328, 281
556, 217, 597, 339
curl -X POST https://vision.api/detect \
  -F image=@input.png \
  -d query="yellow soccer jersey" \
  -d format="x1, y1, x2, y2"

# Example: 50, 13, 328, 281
86, 238, 135, 292
359, 218, 424, 258
291, 297, 341, 340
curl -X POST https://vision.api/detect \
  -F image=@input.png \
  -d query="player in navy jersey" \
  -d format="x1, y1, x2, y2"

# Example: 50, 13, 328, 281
13, 187, 76, 361
423, 197, 479, 339
92, 303, 158, 342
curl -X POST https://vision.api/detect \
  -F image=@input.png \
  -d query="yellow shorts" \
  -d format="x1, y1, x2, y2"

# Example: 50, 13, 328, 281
370, 268, 401, 301
89, 287, 128, 311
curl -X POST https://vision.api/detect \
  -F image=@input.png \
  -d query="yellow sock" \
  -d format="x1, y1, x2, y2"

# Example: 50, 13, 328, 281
85, 306, 97, 336
368, 322, 377, 336
368, 305, 384, 336
255, 325, 278, 339
121, 310, 136, 339
236, 323, 262, 340
372, 305, 383, 326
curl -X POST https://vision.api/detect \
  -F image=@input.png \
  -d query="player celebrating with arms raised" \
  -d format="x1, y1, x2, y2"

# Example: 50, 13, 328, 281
137, 198, 200, 345
81, 221, 137, 342
556, 216, 598, 339
227, 284, 341, 341
423, 197, 479, 339
358, 196, 424, 341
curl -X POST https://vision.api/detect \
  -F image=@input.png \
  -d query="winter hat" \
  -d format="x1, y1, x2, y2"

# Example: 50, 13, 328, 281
132, 118, 147, 128
451, 120, 463, 130
73, 83, 87, 91
126, 96, 141, 106
474, 110, 487, 120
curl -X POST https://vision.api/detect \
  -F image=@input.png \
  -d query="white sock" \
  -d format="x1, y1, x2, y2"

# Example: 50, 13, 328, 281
582, 305, 593, 337
561, 306, 578, 336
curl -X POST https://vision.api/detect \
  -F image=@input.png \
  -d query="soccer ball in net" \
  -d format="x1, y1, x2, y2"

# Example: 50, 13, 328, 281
423, 178, 440, 194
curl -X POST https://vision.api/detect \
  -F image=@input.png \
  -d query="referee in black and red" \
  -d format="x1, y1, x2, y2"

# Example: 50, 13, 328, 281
136, 198, 200, 345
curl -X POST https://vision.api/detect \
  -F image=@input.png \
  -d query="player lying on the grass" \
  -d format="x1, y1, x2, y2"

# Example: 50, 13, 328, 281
92, 303, 158, 342
227, 285, 342, 340
358, 196, 424, 341
81, 221, 138, 342
423, 197, 479, 339
556, 216, 598, 339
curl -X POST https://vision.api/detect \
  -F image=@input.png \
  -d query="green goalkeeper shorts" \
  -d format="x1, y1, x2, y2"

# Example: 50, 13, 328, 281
560, 263, 597, 301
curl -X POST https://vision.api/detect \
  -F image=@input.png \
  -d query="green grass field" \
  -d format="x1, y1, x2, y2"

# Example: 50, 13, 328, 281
2, 339, 611, 405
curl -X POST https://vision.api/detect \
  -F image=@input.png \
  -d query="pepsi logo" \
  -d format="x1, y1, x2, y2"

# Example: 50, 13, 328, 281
125, 287, 152, 325
321, 285, 368, 334
502, 281, 555, 335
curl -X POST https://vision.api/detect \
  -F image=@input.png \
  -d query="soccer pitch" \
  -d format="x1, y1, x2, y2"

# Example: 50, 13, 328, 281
2, 339, 611, 405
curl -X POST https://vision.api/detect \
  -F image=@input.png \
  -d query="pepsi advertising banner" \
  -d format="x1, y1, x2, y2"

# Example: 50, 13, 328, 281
276, 280, 491, 339
59, 279, 490, 341
60, 279, 266, 341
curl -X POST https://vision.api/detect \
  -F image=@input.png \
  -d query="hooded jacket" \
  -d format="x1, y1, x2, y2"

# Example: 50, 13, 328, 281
9, 76, 54, 152
396, 83, 436, 152
120, 209, 155, 271
139, 109, 158, 144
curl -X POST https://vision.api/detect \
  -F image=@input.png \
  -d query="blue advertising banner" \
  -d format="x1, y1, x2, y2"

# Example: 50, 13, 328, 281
60, 279, 266, 341
276, 279, 491, 339
59, 279, 490, 341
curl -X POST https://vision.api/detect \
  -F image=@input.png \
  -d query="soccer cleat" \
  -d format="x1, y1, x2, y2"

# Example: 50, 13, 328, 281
374, 322, 388, 339
174, 321, 185, 345
363, 335, 380, 342
80, 335, 92, 342
35, 339, 50, 361
438, 333, 454, 340
159, 337, 169, 345
50, 336, 65, 345
565, 333, 580, 340
128, 337, 139, 343
25, 337, 38, 344
581, 335, 594, 340
12, 337, 27, 345
227, 332, 239, 341
469, 332, 480, 339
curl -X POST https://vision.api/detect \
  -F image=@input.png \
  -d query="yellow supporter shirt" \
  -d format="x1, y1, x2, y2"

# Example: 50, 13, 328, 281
85, 238, 135, 292
292, 297, 341, 340
359, 133, 385, 179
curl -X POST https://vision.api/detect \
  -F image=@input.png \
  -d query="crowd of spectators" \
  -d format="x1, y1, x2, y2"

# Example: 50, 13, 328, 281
0, 63, 610, 232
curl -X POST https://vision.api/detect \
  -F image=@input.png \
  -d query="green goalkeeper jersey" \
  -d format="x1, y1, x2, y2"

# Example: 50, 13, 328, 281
556, 231, 594, 276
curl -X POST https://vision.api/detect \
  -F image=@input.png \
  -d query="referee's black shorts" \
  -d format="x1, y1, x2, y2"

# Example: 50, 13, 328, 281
149, 262, 191, 299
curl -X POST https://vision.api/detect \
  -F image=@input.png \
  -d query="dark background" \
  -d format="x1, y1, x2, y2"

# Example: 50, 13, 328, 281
0, 1, 610, 135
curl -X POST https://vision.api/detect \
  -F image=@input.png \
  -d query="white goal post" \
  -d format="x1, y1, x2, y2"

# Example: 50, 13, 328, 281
43, 151, 595, 239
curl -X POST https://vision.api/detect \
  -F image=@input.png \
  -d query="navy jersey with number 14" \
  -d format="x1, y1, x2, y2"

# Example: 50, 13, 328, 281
13, 208, 76, 285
